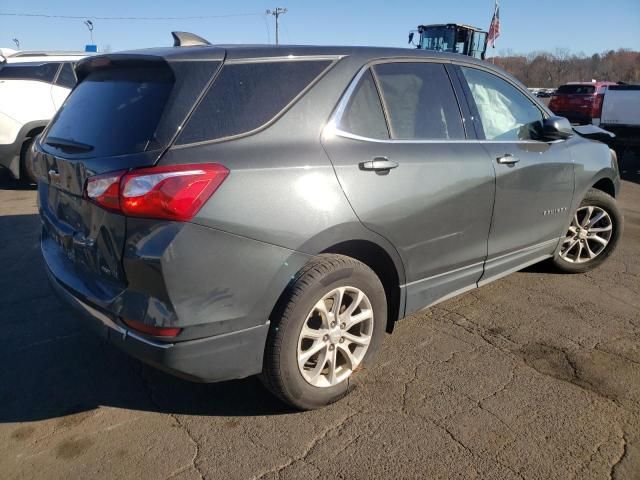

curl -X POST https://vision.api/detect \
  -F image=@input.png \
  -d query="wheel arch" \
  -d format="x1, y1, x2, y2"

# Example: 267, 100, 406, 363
269, 223, 407, 335
591, 177, 616, 198
24, 124, 46, 140
322, 239, 403, 333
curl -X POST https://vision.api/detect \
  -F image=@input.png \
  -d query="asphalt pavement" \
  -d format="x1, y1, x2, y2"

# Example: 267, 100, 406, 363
0, 152, 639, 480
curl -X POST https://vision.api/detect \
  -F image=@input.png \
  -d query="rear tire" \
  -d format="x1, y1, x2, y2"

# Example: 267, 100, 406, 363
19, 137, 37, 185
261, 254, 387, 410
552, 188, 623, 273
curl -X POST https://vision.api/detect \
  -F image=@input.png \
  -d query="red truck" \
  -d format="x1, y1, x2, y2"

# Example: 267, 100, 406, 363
548, 81, 616, 126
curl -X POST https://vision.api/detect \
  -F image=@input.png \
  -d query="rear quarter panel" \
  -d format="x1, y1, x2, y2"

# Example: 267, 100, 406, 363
161, 54, 404, 269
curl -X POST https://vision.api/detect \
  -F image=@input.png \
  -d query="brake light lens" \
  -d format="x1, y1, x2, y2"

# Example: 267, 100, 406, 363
121, 164, 229, 221
85, 163, 229, 221
122, 318, 182, 337
85, 171, 125, 211
591, 93, 604, 119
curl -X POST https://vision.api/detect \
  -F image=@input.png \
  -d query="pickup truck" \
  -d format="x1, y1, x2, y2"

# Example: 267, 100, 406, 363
600, 84, 640, 160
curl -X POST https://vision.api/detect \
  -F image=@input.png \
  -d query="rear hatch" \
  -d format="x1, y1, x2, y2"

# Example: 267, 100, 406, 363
35, 50, 224, 302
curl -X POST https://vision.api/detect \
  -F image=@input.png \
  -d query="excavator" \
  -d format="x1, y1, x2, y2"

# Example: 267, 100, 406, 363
408, 23, 488, 59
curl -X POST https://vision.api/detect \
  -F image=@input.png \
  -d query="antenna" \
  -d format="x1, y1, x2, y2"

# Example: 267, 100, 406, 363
171, 31, 212, 47
266, 7, 287, 46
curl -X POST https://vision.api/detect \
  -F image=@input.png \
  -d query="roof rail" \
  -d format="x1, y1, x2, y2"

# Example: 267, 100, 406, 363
10, 51, 87, 57
171, 31, 212, 47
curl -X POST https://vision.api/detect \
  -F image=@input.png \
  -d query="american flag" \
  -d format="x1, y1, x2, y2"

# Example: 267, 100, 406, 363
488, 1, 501, 48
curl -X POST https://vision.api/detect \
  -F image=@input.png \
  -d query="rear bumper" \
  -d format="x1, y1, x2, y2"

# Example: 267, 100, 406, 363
46, 264, 270, 382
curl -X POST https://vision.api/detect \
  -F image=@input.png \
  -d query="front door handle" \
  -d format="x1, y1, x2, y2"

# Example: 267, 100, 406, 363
496, 154, 520, 165
359, 157, 399, 171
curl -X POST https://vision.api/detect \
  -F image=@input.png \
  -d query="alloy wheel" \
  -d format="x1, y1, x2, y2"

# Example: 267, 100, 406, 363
297, 286, 373, 387
559, 206, 613, 263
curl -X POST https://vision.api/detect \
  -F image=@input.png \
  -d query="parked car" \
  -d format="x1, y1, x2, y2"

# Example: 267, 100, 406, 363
34, 35, 623, 410
0, 50, 87, 183
600, 83, 640, 160
548, 81, 616, 126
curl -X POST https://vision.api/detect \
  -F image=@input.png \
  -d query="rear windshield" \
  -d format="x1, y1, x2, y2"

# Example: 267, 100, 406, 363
557, 85, 596, 95
0, 62, 60, 83
44, 67, 173, 158
176, 60, 332, 145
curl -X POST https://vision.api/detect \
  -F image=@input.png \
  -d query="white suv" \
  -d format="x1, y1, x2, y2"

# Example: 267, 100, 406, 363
0, 50, 88, 183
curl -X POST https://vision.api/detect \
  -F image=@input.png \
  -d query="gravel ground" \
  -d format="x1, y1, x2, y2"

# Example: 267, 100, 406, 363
0, 152, 638, 480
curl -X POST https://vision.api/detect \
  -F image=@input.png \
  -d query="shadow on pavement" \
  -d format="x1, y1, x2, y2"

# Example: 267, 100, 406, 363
2, 149, 637, 424
0, 209, 292, 425
0, 171, 36, 191
619, 147, 640, 185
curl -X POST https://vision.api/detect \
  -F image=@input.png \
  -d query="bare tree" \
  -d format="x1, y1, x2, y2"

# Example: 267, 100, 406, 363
494, 49, 640, 87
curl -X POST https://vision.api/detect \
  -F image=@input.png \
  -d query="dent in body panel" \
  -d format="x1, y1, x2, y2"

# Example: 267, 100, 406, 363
568, 137, 619, 203
554, 137, 619, 254
123, 218, 313, 337
161, 222, 312, 334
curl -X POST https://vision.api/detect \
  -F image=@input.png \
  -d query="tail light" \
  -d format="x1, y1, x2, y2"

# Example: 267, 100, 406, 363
85, 171, 125, 212
85, 163, 229, 221
590, 93, 605, 119
122, 318, 182, 337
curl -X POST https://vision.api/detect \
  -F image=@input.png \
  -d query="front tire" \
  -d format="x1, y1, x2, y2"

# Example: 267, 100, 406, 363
553, 188, 623, 273
261, 254, 387, 410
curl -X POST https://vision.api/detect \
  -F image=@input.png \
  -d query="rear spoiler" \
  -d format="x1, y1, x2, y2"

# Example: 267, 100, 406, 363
75, 54, 170, 82
75, 32, 218, 82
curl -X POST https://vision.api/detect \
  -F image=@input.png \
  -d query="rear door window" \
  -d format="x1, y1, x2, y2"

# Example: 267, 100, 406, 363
339, 70, 389, 139
55, 63, 77, 89
177, 60, 331, 144
557, 85, 595, 95
44, 66, 174, 158
372, 62, 465, 140
0, 62, 60, 83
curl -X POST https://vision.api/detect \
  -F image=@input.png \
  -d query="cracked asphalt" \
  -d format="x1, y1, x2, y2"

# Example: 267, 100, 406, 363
1, 151, 639, 480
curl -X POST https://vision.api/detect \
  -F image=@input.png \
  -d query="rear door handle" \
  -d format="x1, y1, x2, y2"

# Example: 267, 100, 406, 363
359, 157, 399, 171
496, 154, 520, 165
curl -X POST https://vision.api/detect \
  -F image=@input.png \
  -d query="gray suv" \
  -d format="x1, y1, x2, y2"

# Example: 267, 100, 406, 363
33, 36, 622, 409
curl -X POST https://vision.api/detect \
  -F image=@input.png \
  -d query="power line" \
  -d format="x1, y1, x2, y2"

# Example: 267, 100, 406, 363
0, 11, 262, 21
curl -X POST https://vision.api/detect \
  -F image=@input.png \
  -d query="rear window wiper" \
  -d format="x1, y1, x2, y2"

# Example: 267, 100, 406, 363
45, 136, 94, 152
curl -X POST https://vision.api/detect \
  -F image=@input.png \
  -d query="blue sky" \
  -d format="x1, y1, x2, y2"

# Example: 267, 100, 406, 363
1, 0, 639, 55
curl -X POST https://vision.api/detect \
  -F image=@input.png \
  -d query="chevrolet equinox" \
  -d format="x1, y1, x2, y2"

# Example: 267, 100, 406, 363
34, 33, 623, 409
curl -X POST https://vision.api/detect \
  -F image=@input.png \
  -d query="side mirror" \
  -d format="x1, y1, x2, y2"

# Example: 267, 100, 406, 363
408, 32, 414, 44
542, 116, 573, 141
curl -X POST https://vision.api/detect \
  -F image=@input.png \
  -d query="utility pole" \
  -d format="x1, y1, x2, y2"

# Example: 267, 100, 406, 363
84, 19, 94, 44
266, 7, 287, 45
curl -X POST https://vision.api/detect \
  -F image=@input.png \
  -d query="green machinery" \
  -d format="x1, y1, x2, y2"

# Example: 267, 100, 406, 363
408, 23, 488, 59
